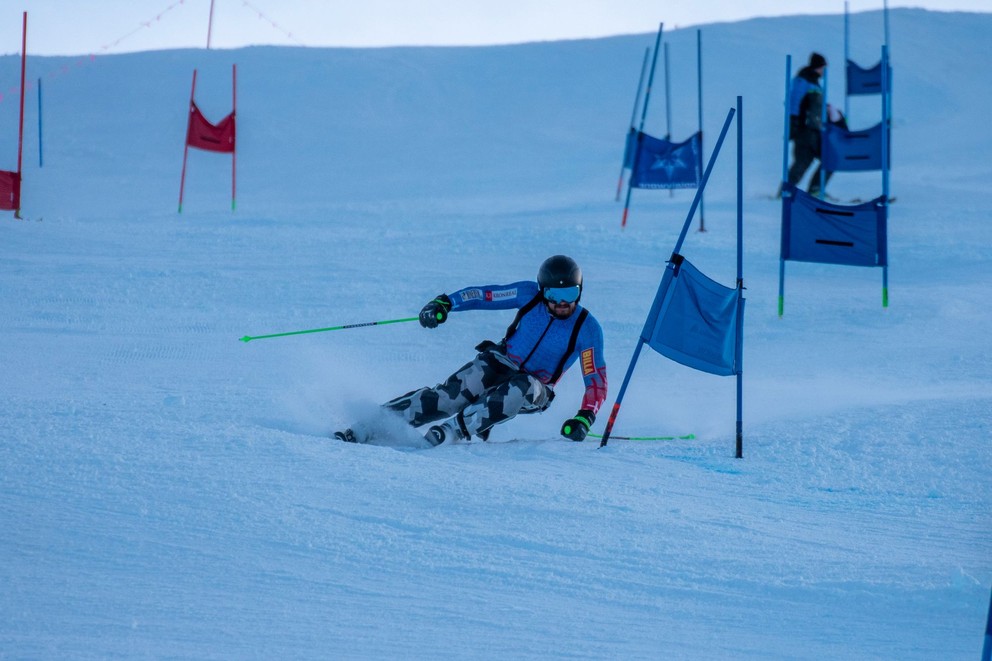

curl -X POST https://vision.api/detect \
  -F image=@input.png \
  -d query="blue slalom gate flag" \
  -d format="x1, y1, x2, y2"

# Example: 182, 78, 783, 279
822, 121, 888, 172
629, 131, 702, 189
646, 257, 743, 377
778, 183, 890, 314
600, 102, 743, 454
780, 184, 887, 267
846, 59, 892, 96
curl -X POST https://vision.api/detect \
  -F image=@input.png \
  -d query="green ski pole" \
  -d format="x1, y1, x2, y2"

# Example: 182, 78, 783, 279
240, 316, 418, 342
589, 433, 695, 441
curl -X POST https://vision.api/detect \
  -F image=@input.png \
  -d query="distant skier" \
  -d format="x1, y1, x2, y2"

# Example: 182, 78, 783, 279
786, 52, 834, 198
335, 255, 608, 446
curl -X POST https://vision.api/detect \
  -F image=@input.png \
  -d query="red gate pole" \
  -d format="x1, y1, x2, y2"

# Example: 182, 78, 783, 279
178, 69, 197, 213
15, 12, 27, 218
206, 0, 216, 49
231, 63, 237, 211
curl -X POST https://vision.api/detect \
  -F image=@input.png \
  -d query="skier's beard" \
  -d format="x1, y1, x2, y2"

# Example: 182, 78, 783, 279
547, 301, 576, 320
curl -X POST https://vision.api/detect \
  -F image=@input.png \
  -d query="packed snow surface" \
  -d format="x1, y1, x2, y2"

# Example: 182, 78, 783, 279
1, 8, 989, 659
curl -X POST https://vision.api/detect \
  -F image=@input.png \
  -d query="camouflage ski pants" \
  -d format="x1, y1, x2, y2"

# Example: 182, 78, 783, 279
383, 348, 552, 439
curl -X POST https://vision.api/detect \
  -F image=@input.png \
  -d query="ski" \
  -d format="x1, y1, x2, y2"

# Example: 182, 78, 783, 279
846, 196, 896, 205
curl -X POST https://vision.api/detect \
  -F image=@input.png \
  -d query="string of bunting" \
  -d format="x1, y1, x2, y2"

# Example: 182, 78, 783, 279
1, 0, 307, 106
240, 0, 306, 47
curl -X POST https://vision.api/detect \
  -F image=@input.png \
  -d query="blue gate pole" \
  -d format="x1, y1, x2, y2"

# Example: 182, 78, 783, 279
664, 42, 672, 140
696, 29, 706, 232
616, 47, 650, 201
844, 1, 850, 118
884, 0, 891, 54
779, 55, 791, 318
620, 23, 663, 229
781, 55, 791, 190
881, 45, 890, 308
735, 94, 744, 459
600, 106, 736, 448
981, 584, 992, 661
37, 78, 43, 168
665, 42, 674, 199
818, 66, 828, 199
673, 107, 735, 254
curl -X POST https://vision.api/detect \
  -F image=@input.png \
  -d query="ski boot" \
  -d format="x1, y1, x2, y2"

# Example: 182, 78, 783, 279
333, 428, 361, 444
425, 418, 467, 447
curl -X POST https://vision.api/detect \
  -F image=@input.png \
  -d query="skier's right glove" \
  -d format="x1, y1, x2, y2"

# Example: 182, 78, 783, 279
419, 294, 452, 329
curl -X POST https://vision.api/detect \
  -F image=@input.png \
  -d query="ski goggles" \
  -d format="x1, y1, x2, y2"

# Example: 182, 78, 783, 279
543, 285, 581, 304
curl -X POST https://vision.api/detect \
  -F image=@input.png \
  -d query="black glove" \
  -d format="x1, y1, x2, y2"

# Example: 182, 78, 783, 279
561, 409, 595, 442
419, 294, 452, 329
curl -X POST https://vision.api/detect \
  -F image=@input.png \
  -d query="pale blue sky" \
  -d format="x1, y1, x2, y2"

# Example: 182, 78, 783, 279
4, 0, 991, 55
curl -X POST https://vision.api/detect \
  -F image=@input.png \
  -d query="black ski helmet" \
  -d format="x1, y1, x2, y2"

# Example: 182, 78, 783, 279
537, 255, 582, 301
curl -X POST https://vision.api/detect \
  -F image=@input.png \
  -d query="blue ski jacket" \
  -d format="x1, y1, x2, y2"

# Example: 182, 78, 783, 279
448, 281, 608, 415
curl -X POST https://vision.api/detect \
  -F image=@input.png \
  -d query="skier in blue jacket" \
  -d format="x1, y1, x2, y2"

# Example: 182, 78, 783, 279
335, 255, 608, 446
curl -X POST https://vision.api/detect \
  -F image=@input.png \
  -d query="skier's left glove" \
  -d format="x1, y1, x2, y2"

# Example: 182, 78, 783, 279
561, 410, 595, 441
419, 294, 452, 328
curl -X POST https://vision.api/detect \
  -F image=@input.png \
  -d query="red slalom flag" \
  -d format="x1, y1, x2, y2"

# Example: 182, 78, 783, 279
178, 64, 237, 213
186, 101, 235, 153
0, 170, 20, 211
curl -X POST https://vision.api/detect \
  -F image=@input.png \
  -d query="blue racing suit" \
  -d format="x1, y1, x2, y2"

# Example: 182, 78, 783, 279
383, 280, 608, 440
447, 281, 607, 414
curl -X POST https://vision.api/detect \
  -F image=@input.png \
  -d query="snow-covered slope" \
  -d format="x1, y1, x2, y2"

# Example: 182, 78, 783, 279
1, 8, 989, 659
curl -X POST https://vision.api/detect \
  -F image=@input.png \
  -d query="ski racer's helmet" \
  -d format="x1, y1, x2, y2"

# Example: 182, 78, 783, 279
537, 255, 582, 303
